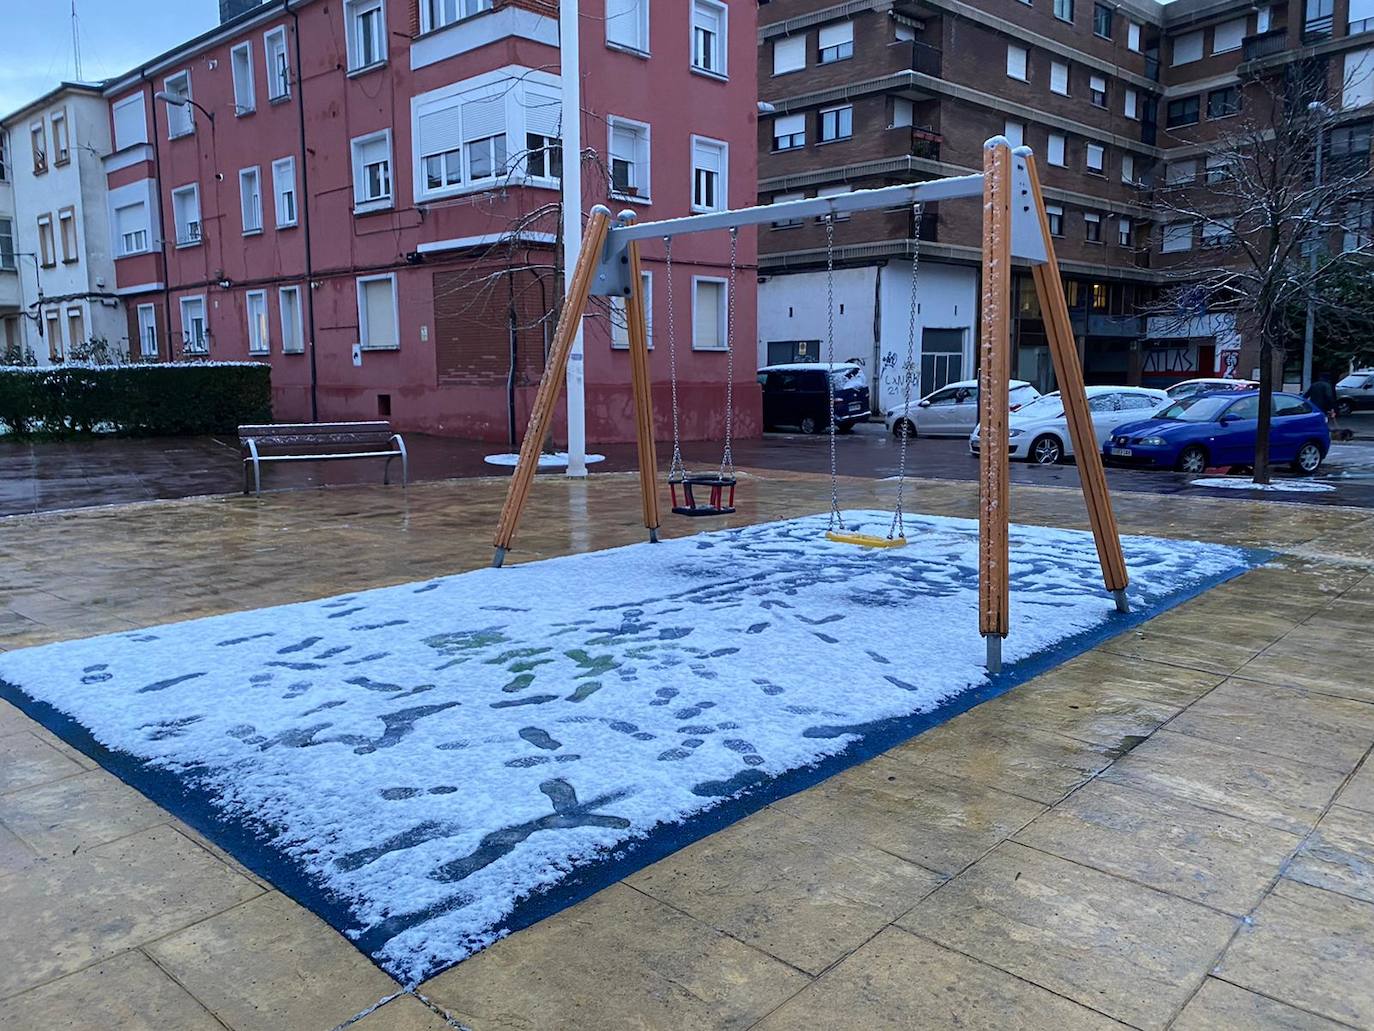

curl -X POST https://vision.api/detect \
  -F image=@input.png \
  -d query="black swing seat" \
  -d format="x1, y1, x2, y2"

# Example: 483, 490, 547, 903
670, 474, 737, 517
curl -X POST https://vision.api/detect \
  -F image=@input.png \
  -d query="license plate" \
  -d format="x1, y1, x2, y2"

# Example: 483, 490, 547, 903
848, 402, 862, 412
1110, 447, 1132, 457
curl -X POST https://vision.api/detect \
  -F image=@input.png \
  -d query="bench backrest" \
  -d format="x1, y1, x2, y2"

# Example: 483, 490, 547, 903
239, 421, 396, 449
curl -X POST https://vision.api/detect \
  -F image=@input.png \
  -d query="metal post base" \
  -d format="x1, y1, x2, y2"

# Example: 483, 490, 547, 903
985, 635, 1003, 675
492, 546, 507, 569
649, 527, 660, 543
1113, 588, 1130, 614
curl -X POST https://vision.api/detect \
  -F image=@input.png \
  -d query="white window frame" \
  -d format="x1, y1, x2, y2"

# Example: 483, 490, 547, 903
137, 303, 158, 358
246, 289, 271, 354
231, 41, 256, 115
279, 285, 305, 353
609, 271, 653, 349
0, 216, 17, 271
1124, 86, 1139, 119
163, 71, 194, 138
351, 129, 393, 212
691, 0, 728, 78
264, 27, 291, 100
272, 156, 298, 227
239, 166, 263, 235
424, 0, 495, 34
357, 272, 400, 350
818, 104, 853, 142
1119, 217, 1133, 247
1089, 74, 1108, 107
1086, 142, 1105, 173
691, 275, 728, 351
345, 0, 388, 72
772, 113, 805, 151
773, 34, 805, 75
605, 0, 650, 54
818, 20, 854, 63
58, 207, 77, 263
180, 295, 209, 353
31, 122, 47, 174
112, 93, 148, 150
50, 110, 70, 165
1050, 61, 1070, 96
690, 135, 728, 213
1162, 221, 1194, 252
171, 184, 202, 246
609, 115, 651, 202
817, 184, 853, 221
1122, 152, 1136, 184
771, 190, 805, 228
1046, 204, 1064, 237
1047, 132, 1066, 166
1128, 20, 1142, 51
37, 214, 54, 267
1007, 44, 1029, 81
1084, 211, 1102, 242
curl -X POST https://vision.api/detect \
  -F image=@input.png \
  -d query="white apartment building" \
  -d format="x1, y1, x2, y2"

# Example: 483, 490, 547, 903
1, 83, 126, 366
1, 123, 22, 359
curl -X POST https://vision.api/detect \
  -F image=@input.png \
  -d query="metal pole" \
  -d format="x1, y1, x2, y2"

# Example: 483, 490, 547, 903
561, 0, 587, 477
1302, 117, 1324, 392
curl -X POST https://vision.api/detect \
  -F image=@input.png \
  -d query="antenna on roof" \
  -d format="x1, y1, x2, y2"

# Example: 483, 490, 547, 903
70, 0, 83, 81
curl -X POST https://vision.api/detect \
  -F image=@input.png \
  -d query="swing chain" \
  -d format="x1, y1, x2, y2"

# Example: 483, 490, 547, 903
889, 201, 924, 541
824, 215, 844, 532
664, 235, 685, 484
720, 227, 738, 482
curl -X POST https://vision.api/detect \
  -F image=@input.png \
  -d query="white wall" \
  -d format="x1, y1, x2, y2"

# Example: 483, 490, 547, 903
758, 265, 878, 370
1145, 311, 1240, 376
877, 259, 977, 410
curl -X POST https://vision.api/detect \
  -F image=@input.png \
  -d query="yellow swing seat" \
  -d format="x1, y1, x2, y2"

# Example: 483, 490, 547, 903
825, 530, 907, 549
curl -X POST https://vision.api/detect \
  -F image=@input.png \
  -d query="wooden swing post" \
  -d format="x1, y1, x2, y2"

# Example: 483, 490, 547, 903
622, 224, 662, 540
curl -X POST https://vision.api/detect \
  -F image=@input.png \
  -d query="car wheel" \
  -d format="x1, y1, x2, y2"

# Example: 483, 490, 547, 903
1029, 434, 1063, 465
893, 418, 918, 440
1291, 441, 1324, 475
1176, 445, 1208, 474
1337, 400, 1353, 417
799, 416, 819, 435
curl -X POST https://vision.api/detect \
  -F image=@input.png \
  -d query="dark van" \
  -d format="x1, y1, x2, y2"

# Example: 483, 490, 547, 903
757, 362, 870, 434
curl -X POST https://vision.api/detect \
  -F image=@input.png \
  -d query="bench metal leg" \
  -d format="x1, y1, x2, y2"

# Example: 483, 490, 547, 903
246, 440, 263, 496
392, 434, 409, 488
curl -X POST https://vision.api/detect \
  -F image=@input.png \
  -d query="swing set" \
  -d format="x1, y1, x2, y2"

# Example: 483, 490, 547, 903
491, 139, 1131, 672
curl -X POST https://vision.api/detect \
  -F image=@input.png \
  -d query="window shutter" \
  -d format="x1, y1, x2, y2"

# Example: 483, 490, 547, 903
363, 280, 396, 346
612, 125, 637, 164
1048, 133, 1065, 164
1051, 62, 1069, 93
1212, 17, 1246, 52
1344, 48, 1374, 108
1090, 74, 1106, 92
462, 94, 505, 141
1351, 0, 1374, 24
606, 0, 644, 48
113, 96, 147, 149
773, 35, 805, 74
418, 104, 463, 156
115, 203, 143, 238
774, 113, 804, 137
1125, 87, 1138, 118
693, 139, 722, 174
358, 135, 388, 167
818, 20, 853, 48
694, 2, 722, 35
1173, 30, 1203, 64
525, 92, 561, 138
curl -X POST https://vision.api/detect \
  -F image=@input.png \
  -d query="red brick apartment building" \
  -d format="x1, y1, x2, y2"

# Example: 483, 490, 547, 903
755, 0, 1374, 409
101, 0, 760, 441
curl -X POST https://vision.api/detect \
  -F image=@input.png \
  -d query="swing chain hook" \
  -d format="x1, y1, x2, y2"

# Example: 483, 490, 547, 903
824, 215, 844, 533
890, 201, 924, 542
664, 235, 686, 485
720, 226, 738, 483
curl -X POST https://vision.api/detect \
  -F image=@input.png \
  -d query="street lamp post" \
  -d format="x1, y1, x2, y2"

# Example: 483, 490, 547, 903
1302, 101, 1332, 392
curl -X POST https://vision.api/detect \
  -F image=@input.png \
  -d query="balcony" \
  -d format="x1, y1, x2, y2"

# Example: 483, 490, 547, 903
1301, 14, 1333, 42
911, 126, 942, 161
909, 41, 942, 78
1242, 28, 1288, 61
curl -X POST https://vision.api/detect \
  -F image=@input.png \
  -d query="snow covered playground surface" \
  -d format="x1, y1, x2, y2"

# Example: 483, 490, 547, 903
0, 512, 1261, 984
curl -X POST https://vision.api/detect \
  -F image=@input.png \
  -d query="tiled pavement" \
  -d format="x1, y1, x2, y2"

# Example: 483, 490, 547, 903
1, 470, 1372, 1029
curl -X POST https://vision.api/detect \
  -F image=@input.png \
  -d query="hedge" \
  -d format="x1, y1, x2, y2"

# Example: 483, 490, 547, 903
0, 362, 272, 438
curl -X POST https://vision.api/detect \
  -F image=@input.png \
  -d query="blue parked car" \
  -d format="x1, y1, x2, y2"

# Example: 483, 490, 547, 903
1103, 390, 1330, 475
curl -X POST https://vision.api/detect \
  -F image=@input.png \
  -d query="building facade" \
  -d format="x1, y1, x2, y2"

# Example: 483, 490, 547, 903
100, 0, 761, 443
1, 84, 126, 366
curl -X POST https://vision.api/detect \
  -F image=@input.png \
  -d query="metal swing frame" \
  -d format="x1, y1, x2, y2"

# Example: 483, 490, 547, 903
490, 139, 1131, 672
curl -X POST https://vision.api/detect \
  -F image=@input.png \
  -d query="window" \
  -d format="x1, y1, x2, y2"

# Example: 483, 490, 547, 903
606, 0, 649, 52
113, 94, 148, 149
264, 27, 291, 100
1118, 217, 1132, 246
1343, 200, 1374, 251
609, 117, 650, 198
37, 215, 54, 267
279, 286, 304, 353
1053, 0, 1073, 23
50, 110, 70, 165
1124, 87, 1138, 119
1122, 153, 1136, 183
1086, 142, 1105, 173
1007, 44, 1028, 80
1046, 204, 1064, 236
1351, 0, 1374, 33
137, 304, 158, 358
357, 274, 399, 349
1166, 95, 1200, 127
164, 71, 194, 138
239, 166, 263, 234
691, 136, 727, 211
180, 296, 208, 353
1162, 221, 1193, 252
773, 113, 805, 151
1345, 48, 1374, 108
58, 207, 77, 263
1047, 132, 1066, 166
692, 277, 727, 349
30, 123, 46, 173
0, 217, 14, 270
890, 97, 915, 128
273, 157, 297, 227
1089, 75, 1108, 107
818, 20, 853, 63
1004, 119, 1025, 147
45, 312, 62, 362
817, 184, 853, 221
115, 203, 150, 257
172, 185, 202, 245
1093, 3, 1112, 38
819, 105, 853, 142
351, 130, 392, 210
246, 290, 270, 354
425, 0, 493, 32
692, 1, 727, 76
460, 94, 508, 182
1213, 17, 1246, 53
526, 125, 561, 180
774, 35, 805, 75
1202, 217, 1237, 246
1258, 5, 1272, 32
1205, 155, 1229, 183
1207, 86, 1240, 118
232, 42, 256, 114
0, 127, 9, 181
770, 191, 804, 229
345, 0, 387, 70
1084, 212, 1102, 242
1051, 61, 1069, 95
1166, 158, 1197, 184
609, 271, 653, 348
1173, 30, 1203, 65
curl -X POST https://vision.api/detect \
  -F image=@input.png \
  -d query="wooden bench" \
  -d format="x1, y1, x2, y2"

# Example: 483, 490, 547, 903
238, 422, 408, 495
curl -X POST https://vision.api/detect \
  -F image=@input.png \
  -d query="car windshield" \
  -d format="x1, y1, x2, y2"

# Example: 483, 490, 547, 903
1152, 395, 1234, 422
1338, 373, 1370, 388
830, 367, 863, 389
1015, 393, 1064, 418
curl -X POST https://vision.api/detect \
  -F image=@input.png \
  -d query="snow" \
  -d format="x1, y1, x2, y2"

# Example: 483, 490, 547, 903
483, 452, 606, 469
1192, 477, 1336, 493
0, 512, 1253, 984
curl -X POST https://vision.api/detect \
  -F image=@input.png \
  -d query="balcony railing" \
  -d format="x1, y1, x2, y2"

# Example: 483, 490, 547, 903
911, 125, 942, 161
1144, 55, 1160, 82
1301, 14, 1333, 42
909, 41, 942, 78
1242, 28, 1288, 60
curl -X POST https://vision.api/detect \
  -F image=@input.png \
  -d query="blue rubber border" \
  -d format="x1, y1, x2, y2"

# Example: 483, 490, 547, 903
0, 547, 1269, 985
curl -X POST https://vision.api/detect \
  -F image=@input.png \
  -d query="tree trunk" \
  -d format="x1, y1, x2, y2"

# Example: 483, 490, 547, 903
1254, 330, 1274, 485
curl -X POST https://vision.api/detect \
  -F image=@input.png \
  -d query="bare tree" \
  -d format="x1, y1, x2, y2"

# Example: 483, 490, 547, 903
1147, 70, 1374, 482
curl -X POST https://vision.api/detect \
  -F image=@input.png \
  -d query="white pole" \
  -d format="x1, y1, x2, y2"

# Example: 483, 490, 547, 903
561, 0, 587, 477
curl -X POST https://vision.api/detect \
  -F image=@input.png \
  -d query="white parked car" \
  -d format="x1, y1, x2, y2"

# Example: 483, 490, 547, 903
969, 385, 1169, 464
885, 378, 1041, 438
1165, 377, 1258, 400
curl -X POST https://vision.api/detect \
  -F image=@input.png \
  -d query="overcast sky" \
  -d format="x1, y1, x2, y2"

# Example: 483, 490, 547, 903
1, 0, 218, 117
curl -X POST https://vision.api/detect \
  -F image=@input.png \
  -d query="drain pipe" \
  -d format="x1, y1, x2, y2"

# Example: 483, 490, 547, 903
289, 0, 319, 421
560, 0, 586, 476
